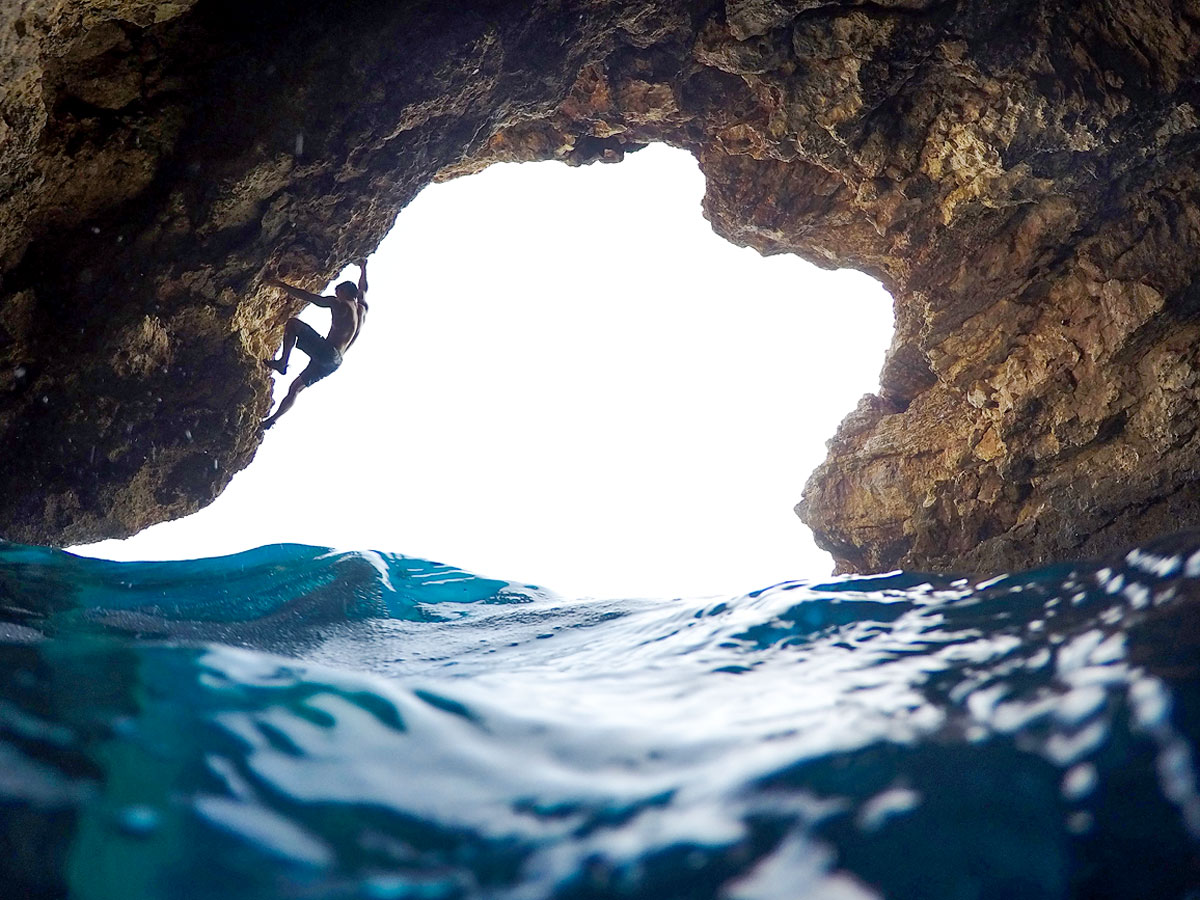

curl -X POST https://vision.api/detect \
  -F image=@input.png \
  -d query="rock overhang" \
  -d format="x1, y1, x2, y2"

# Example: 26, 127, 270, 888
2, 0, 1198, 574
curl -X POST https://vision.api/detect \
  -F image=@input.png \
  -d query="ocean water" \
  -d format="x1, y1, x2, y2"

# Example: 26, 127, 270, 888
1, 536, 1198, 899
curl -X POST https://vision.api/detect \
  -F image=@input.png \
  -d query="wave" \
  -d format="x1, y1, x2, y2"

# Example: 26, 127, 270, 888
0, 536, 1198, 898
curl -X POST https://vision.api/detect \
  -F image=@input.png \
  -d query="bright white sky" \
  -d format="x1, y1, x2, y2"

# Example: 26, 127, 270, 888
79, 145, 893, 599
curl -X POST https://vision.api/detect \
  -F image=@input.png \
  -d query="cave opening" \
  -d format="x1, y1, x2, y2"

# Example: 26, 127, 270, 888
79, 145, 894, 597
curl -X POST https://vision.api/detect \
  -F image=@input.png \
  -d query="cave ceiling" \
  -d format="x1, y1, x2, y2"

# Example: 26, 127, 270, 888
2, 0, 1199, 574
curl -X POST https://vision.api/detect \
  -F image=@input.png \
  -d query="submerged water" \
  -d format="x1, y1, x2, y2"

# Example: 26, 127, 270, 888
1, 536, 1199, 899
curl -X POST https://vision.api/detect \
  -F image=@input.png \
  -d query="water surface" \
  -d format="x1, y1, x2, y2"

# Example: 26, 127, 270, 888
1, 536, 1198, 898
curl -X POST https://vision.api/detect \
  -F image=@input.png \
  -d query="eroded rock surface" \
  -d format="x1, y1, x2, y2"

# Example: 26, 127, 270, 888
2, 0, 1199, 574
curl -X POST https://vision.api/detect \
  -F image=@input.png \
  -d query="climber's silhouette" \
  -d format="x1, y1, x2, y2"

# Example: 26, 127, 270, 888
262, 260, 368, 429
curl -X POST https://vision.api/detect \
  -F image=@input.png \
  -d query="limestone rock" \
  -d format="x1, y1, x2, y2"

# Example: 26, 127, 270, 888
1, 0, 1199, 576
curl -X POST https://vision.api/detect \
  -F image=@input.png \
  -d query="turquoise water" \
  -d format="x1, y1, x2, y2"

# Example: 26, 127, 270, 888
1, 536, 1198, 898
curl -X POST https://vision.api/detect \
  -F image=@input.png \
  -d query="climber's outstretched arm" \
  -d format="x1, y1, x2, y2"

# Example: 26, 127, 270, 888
268, 277, 334, 308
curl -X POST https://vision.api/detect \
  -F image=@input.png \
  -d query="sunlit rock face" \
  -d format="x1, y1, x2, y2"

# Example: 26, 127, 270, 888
1, 0, 1199, 575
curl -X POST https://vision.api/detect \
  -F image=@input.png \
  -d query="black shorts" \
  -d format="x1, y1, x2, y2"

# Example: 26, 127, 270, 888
292, 319, 343, 384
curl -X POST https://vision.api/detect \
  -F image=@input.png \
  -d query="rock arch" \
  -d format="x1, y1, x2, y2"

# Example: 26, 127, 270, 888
2, 0, 1199, 573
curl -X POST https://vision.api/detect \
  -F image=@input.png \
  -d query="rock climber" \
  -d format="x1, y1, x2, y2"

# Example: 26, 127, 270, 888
262, 260, 369, 429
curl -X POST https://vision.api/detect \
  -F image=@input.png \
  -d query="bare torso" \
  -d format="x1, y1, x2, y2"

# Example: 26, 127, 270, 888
326, 296, 367, 354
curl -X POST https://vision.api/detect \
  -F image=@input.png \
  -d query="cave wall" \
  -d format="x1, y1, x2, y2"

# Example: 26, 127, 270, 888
2, 0, 1199, 575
